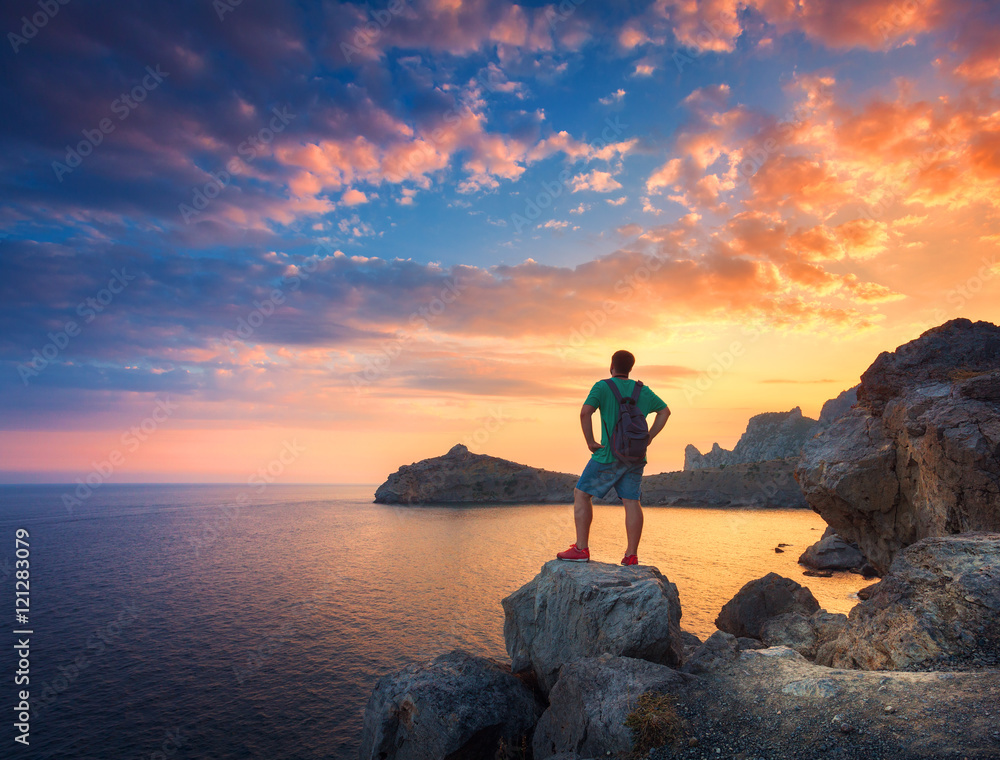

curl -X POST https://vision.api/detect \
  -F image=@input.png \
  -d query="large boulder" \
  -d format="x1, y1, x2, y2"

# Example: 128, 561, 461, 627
502, 561, 683, 694
681, 630, 740, 674
798, 528, 866, 571
358, 650, 541, 760
816, 533, 1000, 671
715, 572, 820, 639
532, 654, 684, 760
797, 319, 1000, 573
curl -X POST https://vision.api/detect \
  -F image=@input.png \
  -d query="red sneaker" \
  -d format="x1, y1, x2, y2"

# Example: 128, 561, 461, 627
621, 554, 638, 566
557, 543, 590, 562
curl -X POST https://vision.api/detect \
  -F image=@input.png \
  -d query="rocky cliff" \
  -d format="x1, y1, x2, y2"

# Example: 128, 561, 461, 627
796, 319, 1000, 574
684, 407, 820, 470
375, 446, 806, 507
642, 458, 806, 508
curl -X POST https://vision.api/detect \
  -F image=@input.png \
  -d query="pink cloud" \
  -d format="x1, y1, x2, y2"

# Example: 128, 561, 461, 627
572, 170, 623, 193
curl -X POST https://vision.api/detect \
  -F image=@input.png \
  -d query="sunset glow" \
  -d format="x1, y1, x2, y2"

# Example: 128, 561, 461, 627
2, 0, 999, 483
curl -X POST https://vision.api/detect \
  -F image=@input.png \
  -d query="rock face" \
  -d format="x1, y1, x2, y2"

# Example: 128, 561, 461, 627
815, 533, 1000, 671
532, 654, 683, 760
502, 561, 683, 694
796, 319, 1000, 573
684, 407, 819, 470
798, 527, 866, 571
715, 573, 820, 639
358, 650, 541, 760
374, 444, 578, 504
642, 458, 807, 508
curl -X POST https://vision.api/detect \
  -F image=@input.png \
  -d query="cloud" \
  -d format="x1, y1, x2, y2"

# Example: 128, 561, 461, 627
599, 89, 627, 105
341, 189, 368, 205
572, 170, 623, 193
655, 0, 743, 53
616, 223, 643, 237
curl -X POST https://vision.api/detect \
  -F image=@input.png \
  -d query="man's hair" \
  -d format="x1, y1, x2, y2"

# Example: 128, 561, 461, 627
611, 350, 635, 375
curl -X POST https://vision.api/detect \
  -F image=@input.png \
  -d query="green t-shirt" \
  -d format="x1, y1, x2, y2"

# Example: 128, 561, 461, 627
584, 377, 668, 464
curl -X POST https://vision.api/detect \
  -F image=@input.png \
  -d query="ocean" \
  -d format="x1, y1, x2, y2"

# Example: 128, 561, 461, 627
0, 484, 867, 759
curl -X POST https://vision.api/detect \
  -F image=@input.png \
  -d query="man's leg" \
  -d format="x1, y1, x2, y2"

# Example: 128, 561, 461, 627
573, 487, 594, 549
622, 498, 643, 556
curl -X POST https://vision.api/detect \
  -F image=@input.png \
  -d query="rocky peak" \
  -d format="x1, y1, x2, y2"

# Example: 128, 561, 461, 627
446, 443, 470, 458
858, 318, 1000, 416
685, 407, 818, 470
817, 385, 858, 428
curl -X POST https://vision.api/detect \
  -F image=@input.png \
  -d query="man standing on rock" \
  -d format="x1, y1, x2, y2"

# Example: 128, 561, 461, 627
558, 350, 670, 566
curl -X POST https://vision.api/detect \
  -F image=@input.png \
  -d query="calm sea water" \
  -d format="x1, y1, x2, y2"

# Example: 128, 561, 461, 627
0, 484, 867, 759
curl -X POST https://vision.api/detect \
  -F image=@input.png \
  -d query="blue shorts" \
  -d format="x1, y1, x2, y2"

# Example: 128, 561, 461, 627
576, 458, 645, 501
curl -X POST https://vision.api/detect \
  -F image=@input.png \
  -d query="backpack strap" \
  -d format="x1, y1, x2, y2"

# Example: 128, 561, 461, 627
604, 377, 625, 402
630, 380, 643, 403
605, 378, 642, 405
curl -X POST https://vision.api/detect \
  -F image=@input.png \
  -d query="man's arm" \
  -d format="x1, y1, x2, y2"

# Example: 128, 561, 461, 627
580, 404, 603, 452
648, 407, 670, 442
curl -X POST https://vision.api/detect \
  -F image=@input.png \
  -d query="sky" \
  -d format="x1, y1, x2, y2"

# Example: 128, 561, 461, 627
1, 0, 998, 485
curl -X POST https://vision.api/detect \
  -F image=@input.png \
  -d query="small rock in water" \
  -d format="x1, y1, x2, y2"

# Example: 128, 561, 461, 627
778, 543, 792, 547
774, 547, 785, 553
804, 569, 834, 578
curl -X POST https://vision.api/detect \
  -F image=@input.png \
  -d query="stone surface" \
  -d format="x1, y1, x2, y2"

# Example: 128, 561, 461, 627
760, 610, 848, 660
647, 645, 1000, 760
374, 444, 577, 504
797, 319, 1000, 573
502, 561, 683, 694
798, 532, 866, 571
358, 650, 541, 760
532, 654, 683, 760
715, 572, 820, 640
682, 630, 739, 674
684, 407, 819, 470
815, 533, 1000, 671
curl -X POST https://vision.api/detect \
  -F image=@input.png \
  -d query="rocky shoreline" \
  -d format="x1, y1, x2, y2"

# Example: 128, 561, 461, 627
360, 320, 1000, 759
360, 542, 1000, 760
374, 446, 807, 508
